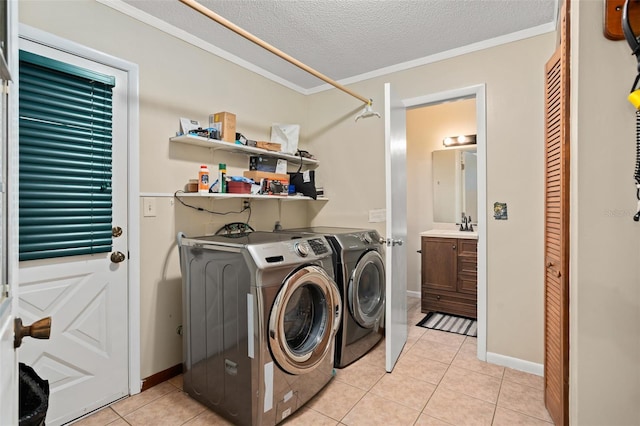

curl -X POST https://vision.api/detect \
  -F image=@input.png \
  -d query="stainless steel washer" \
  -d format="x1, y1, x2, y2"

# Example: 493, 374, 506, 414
281, 227, 386, 368
178, 231, 341, 425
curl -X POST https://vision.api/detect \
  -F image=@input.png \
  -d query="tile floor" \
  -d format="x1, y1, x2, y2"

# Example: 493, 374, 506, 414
73, 298, 552, 426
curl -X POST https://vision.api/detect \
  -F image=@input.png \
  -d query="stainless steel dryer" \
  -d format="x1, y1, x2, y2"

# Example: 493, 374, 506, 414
282, 227, 386, 368
178, 231, 341, 426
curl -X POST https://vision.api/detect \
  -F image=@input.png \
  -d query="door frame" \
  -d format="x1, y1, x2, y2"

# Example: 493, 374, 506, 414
403, 84, 487, 359
17, 24, 141, 395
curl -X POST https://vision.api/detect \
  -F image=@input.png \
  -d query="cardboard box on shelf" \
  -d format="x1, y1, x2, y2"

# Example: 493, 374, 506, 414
243, 170, 290, 184
256, 141, 281, 152
209, 112, 236, 143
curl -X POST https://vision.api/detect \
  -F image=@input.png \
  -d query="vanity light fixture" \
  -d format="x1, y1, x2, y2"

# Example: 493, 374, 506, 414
443, 134, 477, 147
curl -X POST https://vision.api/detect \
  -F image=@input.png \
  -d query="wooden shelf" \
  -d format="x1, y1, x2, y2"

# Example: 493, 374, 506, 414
176, 192, 328, 201
170, 134, 319, 166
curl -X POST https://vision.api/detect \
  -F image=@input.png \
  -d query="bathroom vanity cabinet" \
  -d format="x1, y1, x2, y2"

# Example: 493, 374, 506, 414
420, 234, 477, 319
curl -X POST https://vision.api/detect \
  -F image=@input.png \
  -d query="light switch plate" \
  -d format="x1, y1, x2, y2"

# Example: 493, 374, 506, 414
143, 197, 156, 217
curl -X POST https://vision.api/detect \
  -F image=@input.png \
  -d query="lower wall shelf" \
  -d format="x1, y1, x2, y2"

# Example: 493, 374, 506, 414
176, 192, 328, 201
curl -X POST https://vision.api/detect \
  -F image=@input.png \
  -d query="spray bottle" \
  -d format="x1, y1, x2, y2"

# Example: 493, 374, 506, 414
198, 165, 210, 194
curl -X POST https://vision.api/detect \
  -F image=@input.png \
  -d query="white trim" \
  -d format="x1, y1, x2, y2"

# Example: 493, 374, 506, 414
98, 0, 556, 95
402, 84, 487, 362
95, 0, 307, 94
18, 24, 142, 395
486, 351, 544, 377
140, 192, 176, 198
307, 23, 556, 95
406, 290, 420, 299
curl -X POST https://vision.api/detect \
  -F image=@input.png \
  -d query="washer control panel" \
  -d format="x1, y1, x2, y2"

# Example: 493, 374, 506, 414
307, 238, 330, 255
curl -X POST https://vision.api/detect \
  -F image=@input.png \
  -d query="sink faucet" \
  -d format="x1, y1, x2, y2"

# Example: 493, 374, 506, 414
458, 215, 474, 232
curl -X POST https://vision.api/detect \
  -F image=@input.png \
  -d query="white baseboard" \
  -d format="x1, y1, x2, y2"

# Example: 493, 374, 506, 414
406, 290, 420, 298
486, 352, 544, 377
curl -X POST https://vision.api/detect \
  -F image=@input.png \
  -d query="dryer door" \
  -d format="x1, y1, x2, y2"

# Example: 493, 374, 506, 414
268, 265, 341, 375
348, 250, 386, 328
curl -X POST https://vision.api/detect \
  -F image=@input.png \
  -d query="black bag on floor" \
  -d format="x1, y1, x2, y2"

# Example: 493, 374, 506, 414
19, 363, 49, 426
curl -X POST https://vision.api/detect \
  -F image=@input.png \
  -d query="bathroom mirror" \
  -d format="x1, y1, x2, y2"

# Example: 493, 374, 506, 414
432, 147, 477, 223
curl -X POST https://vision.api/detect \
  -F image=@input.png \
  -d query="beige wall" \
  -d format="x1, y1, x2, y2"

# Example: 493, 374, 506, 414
21, 0, 559, 386
571, 2, 640, 424
406, 100, 476, 292
307, 34, 555, 364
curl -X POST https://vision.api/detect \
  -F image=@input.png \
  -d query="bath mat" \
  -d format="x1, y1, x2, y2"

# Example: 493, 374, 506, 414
417, 312, 477, 337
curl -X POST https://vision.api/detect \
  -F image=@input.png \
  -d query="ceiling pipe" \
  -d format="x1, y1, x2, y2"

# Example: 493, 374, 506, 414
178, 0, 373, 106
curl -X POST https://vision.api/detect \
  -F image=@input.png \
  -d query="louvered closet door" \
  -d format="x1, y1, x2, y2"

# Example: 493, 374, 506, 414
544, 3, 570, 424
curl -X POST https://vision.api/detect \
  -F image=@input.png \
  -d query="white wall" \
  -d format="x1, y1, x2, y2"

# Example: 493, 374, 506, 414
570, 2, 640, 424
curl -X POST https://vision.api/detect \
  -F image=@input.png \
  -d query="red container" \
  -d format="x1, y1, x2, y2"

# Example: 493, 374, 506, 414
227, 181, 251, 194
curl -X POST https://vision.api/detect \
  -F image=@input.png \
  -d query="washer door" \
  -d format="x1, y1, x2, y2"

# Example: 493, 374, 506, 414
268, 265, 342, 375
348, 250, 386, 328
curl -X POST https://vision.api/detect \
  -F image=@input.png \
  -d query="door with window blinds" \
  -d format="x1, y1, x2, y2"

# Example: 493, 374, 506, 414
544, 2, 570, 425
17, 38, 130, 426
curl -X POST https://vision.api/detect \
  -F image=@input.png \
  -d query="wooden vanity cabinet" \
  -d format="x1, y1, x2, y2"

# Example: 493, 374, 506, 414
421, 236, 477, 319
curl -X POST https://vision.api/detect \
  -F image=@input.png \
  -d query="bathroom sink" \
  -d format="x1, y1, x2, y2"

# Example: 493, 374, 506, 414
419, 229, 478, 239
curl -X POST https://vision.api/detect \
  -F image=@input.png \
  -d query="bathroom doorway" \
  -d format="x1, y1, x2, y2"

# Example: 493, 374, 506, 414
402, 85, 487, 359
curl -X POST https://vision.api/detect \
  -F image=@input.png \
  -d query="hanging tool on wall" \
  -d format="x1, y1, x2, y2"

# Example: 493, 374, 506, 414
622, 0, 640, 220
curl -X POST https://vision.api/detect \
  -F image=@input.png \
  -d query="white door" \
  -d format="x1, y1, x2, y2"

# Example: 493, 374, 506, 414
384, 83, 408, 372
17, 39, 130, 426
0, 298, 17, 426
1, 1, 18, 423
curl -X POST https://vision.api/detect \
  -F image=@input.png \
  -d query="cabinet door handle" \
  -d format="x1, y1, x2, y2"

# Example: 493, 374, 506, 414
436, 295, 441, 300
452, 245, 456, 250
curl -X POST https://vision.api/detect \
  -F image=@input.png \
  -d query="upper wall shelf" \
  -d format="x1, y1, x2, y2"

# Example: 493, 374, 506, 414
170, 134, 319, 166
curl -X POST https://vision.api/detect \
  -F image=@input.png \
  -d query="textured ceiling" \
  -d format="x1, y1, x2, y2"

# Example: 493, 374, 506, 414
114, 0, 558, 93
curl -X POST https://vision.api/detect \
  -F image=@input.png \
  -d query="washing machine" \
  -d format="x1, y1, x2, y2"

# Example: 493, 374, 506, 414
178, 231, 342, 426
281, 227, 386, 368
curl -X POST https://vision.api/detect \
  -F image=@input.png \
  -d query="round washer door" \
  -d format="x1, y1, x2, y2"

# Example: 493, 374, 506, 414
268, 265, 342, 375
348, 250, 385, 328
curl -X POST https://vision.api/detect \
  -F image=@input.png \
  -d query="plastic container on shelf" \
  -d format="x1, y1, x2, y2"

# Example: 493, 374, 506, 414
198, 165, 210, 194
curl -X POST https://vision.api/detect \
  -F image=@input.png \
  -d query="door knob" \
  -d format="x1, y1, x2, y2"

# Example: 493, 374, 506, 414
14, 317, 51, 348
111, 251, 126, 263
112, 226, 123, 238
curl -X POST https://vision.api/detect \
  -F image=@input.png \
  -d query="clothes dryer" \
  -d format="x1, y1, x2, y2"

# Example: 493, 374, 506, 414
178, 231, 341, 425
282, 227, 386, 368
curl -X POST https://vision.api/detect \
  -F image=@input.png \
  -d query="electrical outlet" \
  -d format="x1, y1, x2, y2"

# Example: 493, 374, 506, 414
243, 200, 250, 209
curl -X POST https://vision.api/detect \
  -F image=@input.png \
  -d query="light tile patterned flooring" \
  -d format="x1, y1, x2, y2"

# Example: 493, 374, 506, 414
74, 298, 552, 425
